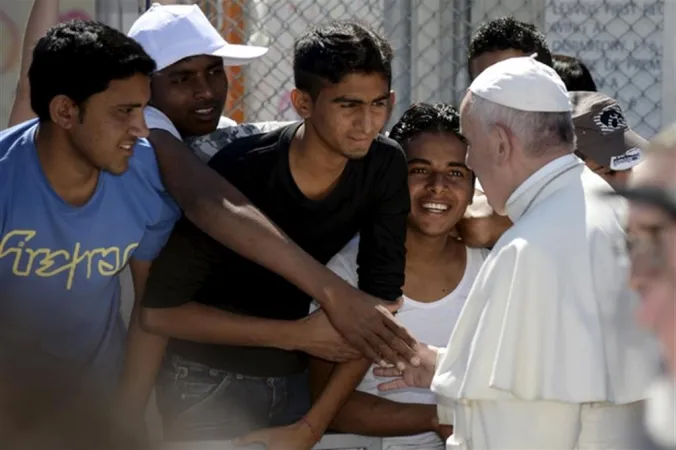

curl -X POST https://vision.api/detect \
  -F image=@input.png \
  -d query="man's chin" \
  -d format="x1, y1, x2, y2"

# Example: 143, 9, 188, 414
343, 148, 370, 160
182, 120, 220, 138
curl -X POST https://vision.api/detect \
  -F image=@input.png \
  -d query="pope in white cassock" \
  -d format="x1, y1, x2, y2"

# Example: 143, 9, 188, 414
374, 56, 661, 449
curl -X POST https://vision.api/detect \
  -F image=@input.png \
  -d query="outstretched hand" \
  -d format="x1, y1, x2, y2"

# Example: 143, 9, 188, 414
296, 310, 361, 362
373, 343, 439, 392
324, 287, 420, 370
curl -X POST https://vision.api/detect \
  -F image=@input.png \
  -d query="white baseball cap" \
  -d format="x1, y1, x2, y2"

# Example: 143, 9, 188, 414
128, 3, 268, 72
469, 55, 571, 113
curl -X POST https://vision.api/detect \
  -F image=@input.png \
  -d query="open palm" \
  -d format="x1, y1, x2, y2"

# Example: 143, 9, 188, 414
373, 343, 438, 391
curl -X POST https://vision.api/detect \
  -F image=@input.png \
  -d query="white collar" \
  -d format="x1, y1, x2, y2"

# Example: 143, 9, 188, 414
506, 154, 581, 222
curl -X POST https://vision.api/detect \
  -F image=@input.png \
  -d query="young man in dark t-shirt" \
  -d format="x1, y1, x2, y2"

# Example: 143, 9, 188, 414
138, 21, 409, 444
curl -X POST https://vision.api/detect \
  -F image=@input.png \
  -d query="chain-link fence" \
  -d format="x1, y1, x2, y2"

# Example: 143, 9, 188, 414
109, 0, 668, 138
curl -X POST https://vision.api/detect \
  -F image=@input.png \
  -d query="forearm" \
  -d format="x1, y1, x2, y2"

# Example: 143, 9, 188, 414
140, 302, 300, 350
116, 304, 168, 414
152, 131, 343, 309
9, 0, 59, 126
305, 358, 372, 436
333, 393, 437, 437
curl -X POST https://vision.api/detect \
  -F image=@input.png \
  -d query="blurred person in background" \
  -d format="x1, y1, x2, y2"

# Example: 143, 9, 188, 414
0, 341, 151, 450
570, 91, 646, 188
375, 56, 660, 449
614, 124, 676, 448
553, 53, 598, 91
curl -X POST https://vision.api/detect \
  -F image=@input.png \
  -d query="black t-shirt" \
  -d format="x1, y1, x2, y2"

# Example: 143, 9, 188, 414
142, 123, 409, 375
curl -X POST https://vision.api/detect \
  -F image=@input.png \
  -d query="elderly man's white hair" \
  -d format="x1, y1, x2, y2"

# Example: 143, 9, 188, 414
465, 93, 576, 156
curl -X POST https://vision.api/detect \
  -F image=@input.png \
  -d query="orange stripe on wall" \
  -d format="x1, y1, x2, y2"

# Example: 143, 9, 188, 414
221, 0, 246, 123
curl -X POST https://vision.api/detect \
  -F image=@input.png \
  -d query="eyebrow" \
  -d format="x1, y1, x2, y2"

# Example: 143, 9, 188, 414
165, 69, 194, 78
114, 102, 146, 109
407, 158, 469, 169
331, 93, 390, 104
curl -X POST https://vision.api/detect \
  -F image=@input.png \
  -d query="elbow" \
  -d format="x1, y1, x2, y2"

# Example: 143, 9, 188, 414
181, 194, 212, 226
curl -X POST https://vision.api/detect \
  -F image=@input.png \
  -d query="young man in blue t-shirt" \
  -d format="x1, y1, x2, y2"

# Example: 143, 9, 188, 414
0, 21, 180, 401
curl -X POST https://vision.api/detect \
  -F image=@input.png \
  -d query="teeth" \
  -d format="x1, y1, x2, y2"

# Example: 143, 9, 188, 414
422, 202, 449, 213
195, 108, 214, 114
120, 144, 132, 150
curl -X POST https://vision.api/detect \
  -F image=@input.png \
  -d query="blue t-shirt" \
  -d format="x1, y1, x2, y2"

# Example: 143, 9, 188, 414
0, 120, 180, 393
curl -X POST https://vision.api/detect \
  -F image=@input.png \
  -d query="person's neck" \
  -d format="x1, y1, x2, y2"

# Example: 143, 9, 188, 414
405, 227, 461, 266
290, 122, 348, 177
35, 123, 99, 206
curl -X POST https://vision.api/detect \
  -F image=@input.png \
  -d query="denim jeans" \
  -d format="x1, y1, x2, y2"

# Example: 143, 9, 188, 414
155, 354, 311, 443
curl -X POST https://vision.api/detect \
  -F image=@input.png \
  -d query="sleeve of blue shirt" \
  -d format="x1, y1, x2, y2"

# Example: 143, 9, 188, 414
129, 139, 181, 262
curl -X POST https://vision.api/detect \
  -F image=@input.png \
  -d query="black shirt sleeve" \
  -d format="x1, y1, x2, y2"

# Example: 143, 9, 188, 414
356, 141, 410, 301
142, 217, 225, 308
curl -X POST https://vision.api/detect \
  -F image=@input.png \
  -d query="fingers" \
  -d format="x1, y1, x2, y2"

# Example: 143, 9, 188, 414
383, 297, 403, 313
382, 313, 419, 365
376, 377, 409, 392
383, 311, 417, 347
349, 332, 384, 365
339, 343, 362, 361
372, 365, 401, 378
364, 327, 406, 370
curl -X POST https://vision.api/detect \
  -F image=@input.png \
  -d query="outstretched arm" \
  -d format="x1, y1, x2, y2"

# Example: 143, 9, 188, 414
149, 129, 417, 366
8, 0, 59, 127
309, 358, 448, 439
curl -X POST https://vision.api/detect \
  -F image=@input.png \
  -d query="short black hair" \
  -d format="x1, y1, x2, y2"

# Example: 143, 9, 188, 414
389, 102, 466, 150
468, 17, 552, 77
293, 21, 393, 99
29, 20, 156, 121
553, 54, 598, 92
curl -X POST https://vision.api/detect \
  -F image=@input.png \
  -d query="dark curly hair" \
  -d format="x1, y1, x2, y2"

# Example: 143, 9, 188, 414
293, 21, 393, 99
29, 20, 156, 121
468, 17, 552, 79
553, 54, 598, 91
389, 102, 466, 150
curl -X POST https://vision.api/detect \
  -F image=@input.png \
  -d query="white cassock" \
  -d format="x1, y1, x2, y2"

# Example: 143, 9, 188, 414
432, 154, 662, 449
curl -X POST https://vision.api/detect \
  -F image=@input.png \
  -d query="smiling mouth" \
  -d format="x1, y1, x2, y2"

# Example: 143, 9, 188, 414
119, 143, 134, 154
422, 202, 450, 213
194, 107, 219, 119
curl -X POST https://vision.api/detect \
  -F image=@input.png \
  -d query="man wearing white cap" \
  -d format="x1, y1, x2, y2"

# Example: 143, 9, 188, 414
127, 2, 268, 138
375, 56, 660, 449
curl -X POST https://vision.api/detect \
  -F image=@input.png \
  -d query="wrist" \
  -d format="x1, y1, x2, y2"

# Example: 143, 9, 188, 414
313, 271, 346, 313
299, 416, 322, 444
278, 319, 306, 352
